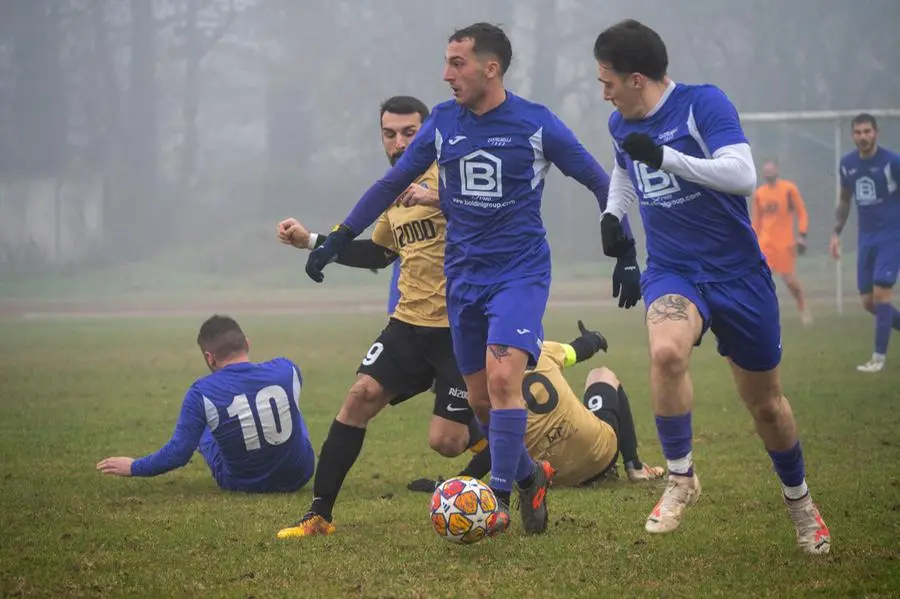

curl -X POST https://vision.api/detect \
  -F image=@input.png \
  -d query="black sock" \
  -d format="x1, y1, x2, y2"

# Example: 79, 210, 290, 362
309, 419, 366, 522
516, 469, 536, 490
494, 489, 511, 507
465, 418, 485, 450
458, 445, 492, 480
617, 385, 642, 469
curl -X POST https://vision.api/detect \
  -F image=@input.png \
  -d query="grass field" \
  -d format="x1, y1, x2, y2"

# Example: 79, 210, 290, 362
1, 304, 898, 598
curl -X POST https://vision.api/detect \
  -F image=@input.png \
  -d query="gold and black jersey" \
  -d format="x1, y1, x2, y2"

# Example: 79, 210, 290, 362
523, 341, 618, 486
371, 163, 448, 327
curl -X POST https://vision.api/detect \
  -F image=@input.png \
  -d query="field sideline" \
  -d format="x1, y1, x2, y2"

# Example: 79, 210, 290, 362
1, 304, 898, 598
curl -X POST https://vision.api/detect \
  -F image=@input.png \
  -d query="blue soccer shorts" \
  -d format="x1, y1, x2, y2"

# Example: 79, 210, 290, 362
857, 240, 900, 293
642, 262, 782, 372
446, 273, 550, 375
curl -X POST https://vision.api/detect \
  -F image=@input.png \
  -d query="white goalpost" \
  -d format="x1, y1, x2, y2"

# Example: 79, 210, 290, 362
741, 108, 900, 316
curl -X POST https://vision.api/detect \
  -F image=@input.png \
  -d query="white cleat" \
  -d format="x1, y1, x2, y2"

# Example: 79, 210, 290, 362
856, 354, 885, 373
645, 474, 701, 534
785, 495, 831, 554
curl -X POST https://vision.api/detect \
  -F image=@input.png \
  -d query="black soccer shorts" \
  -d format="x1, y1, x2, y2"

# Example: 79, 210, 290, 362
357, 318, 473, 424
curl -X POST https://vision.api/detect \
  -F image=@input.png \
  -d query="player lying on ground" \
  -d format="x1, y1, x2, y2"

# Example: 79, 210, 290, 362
407, 320, 665, 491
274, 96, 488, 538
831, 113, 900, 373
304, 22, 642, 538
595, 19, 830, 553
752, 160, 813, 325
96, 315, 315, 493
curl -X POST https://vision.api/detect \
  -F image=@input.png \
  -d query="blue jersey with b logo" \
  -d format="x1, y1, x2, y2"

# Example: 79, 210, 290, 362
839, 147, 900, 247
344, 93, 612, 285
609, 83, 763, 282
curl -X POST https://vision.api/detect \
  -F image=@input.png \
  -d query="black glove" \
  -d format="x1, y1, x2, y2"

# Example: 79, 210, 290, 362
600, 213, 634, 258
407, 476, 443, 493
622, 133, 664, 170
305, 224, 354, 283
613, 248, 642, 309
796, 234, 807, 256
568, 319, 608, 363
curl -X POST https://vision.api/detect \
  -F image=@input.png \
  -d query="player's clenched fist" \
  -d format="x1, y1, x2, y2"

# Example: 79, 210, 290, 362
277, 218, 311, 249
621, 133, 664, 170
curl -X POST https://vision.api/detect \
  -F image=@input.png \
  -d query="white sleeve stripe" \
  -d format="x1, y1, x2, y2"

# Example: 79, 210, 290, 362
686, 105, 712, 159
203, 395, 219, 431
292, 366, 301, 411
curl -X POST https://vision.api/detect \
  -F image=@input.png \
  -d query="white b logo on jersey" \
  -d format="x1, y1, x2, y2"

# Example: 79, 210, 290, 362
460, 149, 502, 197
855, 176, 878, 205
636, 162, 681, 199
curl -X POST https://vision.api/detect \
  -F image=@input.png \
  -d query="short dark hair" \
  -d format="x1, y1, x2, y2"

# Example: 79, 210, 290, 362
379, 95, 430, 124
197, 315, 248, 360
448, 22, 512, 75
593, 19, 668, 81
852, 113, 878, 130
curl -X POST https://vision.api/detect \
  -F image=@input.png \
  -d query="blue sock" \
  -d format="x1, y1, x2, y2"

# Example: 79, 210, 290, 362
875, 303, 893, 354
768, 441, 808, 500
488, 409, 528, 498
655, 413, 693, 477
891, 305, 900, 331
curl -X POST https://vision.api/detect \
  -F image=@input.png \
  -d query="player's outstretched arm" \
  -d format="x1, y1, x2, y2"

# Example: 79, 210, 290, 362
278, 217, 398, 270
305, 115, 438, 283
118, 389, 207, 478
541, 109, 635, 236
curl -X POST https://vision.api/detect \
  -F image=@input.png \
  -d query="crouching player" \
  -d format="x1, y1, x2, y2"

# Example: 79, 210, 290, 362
96, 315, 316, 493
408, 321, 664, 490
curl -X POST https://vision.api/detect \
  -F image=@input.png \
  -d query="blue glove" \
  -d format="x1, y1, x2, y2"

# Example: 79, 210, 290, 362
612, 248, 642, 309
305, 224, 354, 283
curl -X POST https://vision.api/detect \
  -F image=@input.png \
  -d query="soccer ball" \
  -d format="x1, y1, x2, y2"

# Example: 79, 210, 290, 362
430, 476, 498, 544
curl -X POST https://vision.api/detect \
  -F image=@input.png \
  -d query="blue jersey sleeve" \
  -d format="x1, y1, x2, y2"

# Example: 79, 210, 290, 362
694, 86, 748, 155
542, 109, 611, 211
131, 387, 207, 477
343, 112, 438, 234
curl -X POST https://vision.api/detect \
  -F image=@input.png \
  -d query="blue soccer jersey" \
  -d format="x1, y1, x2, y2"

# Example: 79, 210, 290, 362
343, 93, 615, 284
131, 358, 315, 493
840, 146, 900, 291
840, 147, 900, 245
609, 84, 763, 282
610, 82, 780, 371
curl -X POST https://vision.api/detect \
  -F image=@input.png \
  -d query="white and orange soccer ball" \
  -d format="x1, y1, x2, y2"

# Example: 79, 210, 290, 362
430, 476, 499, 544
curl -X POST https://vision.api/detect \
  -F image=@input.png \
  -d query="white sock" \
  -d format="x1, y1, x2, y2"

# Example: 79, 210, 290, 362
666, 452, 693, 476
783, 479, 809, 501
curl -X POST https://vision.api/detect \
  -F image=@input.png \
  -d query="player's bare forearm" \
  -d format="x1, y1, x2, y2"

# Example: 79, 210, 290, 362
833, 189, 852, 235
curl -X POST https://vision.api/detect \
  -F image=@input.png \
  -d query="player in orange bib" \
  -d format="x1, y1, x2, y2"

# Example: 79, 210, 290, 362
752, 161, 813, 325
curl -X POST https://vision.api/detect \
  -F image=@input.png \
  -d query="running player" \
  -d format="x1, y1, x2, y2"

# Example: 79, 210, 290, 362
304, 22, 641, 537
595, 19, 830, 553
831, 113, 900, 373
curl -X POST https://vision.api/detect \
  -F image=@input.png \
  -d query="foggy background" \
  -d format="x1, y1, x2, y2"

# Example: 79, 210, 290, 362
1, 0, 899, 303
